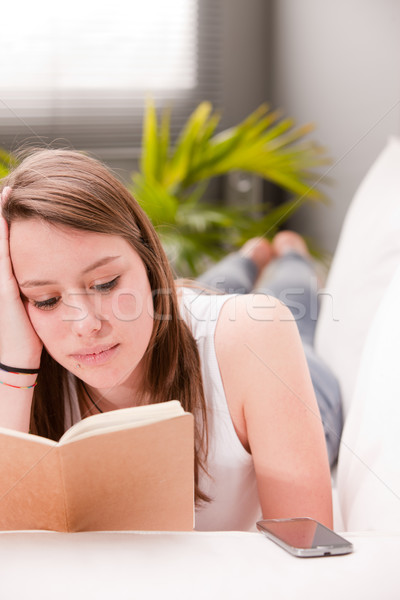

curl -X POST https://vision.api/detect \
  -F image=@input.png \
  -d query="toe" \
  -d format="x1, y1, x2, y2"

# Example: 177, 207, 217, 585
272, 231, 310, 258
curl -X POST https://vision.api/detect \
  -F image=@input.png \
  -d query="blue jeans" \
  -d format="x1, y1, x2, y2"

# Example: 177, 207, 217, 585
196, 252, 343, 467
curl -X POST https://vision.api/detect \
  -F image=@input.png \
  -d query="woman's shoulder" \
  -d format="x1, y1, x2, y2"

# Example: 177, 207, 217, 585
214, 293, 301, 404
215, 292, 294, 342
177, 285, 294, 347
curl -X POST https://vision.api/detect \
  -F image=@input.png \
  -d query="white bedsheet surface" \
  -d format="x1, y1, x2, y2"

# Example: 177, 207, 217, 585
0, 530, 399, 599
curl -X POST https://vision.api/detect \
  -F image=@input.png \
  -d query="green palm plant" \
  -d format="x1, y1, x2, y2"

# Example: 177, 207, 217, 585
130, 100, 330, 276
0, 150, 17, 178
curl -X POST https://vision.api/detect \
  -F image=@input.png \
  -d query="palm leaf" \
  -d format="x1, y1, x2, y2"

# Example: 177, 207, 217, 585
131, 174, 178, 225
165, 102, 213, 189
140, 98, 160, 180
133, 100, 330, 275
0, 150, 17, 178
158, 106, 171, 183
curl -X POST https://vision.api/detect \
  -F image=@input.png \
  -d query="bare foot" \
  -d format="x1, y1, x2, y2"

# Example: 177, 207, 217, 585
271, 231, 310, 258
239, 237, 273, 272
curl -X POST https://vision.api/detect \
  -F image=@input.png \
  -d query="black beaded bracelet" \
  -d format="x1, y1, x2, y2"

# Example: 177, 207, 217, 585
0, 362, 40, 375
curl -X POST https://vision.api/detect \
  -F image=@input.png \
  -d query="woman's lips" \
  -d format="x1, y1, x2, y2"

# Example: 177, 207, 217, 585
70, 344, 119, 366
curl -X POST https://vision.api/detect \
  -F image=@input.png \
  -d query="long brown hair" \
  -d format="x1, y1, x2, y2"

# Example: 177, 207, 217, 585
1, 148, 209, 503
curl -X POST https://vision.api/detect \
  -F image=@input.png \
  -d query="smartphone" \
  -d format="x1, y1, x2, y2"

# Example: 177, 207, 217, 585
256, 518, 353, 558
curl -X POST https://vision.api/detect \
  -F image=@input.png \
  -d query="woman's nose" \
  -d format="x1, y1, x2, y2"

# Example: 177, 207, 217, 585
62, 293, 104, 336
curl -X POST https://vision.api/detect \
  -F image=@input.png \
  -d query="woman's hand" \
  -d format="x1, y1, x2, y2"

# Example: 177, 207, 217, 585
0, 187, 43, 367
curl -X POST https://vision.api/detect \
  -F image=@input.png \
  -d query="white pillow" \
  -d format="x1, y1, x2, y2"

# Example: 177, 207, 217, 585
337, 264, 400, 532
315, 136, 400, 418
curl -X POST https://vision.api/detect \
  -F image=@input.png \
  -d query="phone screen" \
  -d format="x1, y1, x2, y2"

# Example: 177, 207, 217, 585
256, 518, 353, 556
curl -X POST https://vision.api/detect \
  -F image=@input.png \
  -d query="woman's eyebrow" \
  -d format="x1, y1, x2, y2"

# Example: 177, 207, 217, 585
81, 255, 121, 274
19, 256, 122, 288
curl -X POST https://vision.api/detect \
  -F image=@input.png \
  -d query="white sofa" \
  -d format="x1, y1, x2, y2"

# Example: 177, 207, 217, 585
1, 139, 400, 599
316, 136, 400, 533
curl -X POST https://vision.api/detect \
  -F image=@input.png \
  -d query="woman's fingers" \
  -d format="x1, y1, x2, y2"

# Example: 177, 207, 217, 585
0, 186, 12, 205
0, 187, 43, 365
0, 187, 20, 294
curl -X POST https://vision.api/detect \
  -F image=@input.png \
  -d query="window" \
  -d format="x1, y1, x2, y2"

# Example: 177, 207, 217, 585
0, 0, 220, 157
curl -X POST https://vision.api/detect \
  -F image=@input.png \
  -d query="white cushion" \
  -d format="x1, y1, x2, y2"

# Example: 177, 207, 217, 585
1, 531, 400, 599
315, 136, 400, 418
337, 264, 400, 532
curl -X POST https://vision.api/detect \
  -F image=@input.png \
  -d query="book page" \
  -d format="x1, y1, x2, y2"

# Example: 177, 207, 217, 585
59, 400, 185, 445
0, 427, 55, 447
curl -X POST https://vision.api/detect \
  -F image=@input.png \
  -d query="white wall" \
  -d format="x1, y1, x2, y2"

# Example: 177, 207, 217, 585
271, 0, 400, 253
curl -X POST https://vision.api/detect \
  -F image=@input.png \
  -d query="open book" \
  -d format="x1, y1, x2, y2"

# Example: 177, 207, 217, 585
0, 401, 194, 532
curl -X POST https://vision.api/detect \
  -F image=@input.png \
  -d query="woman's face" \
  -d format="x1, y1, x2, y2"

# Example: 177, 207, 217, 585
9, 219, 155, 403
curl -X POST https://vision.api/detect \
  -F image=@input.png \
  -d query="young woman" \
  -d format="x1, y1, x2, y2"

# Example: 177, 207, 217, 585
0, 148, 333, 531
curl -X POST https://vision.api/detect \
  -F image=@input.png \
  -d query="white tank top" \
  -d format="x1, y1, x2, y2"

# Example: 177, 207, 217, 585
179, 288, 262, 531
64, 288, 262, 531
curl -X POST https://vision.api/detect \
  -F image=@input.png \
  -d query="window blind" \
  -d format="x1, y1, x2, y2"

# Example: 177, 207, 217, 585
0, 0, 221, 157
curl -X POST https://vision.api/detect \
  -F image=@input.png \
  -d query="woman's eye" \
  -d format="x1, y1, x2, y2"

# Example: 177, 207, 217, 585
28, 277, 120, 309
92, 276, 120, 293
32, 297, 61, 310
